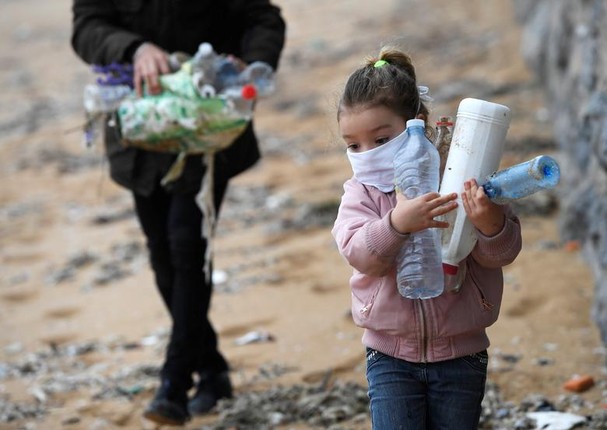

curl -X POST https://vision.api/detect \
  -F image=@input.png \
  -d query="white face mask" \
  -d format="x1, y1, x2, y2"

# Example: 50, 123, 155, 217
346, 128, 407, 192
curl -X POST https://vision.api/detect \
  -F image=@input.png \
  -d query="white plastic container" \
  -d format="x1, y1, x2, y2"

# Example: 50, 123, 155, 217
438, 98, 511, 291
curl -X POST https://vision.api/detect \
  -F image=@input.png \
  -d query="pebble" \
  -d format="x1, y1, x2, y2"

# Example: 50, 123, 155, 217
2, 339, 605, 429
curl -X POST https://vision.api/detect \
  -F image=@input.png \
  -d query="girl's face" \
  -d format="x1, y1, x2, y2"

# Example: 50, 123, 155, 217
339, 105, 407, 153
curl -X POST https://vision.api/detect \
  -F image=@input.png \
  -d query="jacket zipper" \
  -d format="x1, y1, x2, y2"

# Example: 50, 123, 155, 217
415, 300, 428, 362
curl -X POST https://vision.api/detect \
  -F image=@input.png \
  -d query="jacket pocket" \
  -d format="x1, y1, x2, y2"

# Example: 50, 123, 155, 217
365, 347, 388, 371
466, 267, 501, 329
351, 277, 381, 323
461, 350, 489, 374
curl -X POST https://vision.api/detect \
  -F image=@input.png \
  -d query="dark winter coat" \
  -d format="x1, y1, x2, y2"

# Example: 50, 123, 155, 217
71, 0, 286, 195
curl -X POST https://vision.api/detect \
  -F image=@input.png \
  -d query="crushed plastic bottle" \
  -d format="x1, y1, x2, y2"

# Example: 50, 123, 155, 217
222, 84, 257, 118
238, 61, 275, 97
214, 56, 241, 91
191, 42, 218, 84
83, 84, 132, 114
394, 119, 444, 299
190, 42, 275, 99
482, 155, 560, 204
83, 63, 133, 114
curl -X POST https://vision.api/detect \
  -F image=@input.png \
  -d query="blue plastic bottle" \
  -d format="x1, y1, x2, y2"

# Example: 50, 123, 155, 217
482, 155, 560, 204
394, 119, 444, 299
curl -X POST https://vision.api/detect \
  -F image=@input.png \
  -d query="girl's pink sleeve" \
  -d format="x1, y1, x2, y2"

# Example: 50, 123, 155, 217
331, 180, 409, 277
471, 205, 522, 268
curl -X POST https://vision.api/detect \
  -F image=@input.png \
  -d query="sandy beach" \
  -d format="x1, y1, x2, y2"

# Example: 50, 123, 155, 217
1, 0, 605, 428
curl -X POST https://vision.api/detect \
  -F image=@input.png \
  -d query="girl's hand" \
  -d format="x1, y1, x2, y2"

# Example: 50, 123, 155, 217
390, 192, 458, 235
462, 179, 505, 236
133, 42, 171, 96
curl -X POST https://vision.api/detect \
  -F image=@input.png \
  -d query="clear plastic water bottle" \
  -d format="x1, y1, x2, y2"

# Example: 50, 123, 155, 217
394, 119, 444, 299
214, 57, 241, 91
191, 42, 218, 83
238, 61, 275, 97
83, 83, 132, 113
190, 43, 275, 99
222, 84, 257, 118
482, 155, 560, 204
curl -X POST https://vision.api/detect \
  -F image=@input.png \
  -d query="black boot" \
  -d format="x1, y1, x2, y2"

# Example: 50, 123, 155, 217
188, 371, 233, 416
144, 379, 190, 426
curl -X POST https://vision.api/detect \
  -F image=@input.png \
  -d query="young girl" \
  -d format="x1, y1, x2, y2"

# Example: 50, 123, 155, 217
331, 47, 522, 429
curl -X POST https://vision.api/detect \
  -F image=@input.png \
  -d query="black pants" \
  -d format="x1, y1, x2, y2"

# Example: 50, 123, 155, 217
133, 179, 229, 391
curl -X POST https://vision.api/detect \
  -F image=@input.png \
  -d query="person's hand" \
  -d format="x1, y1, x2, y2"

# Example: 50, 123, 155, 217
390, 192, 458, 235
461, 179, 505, 236
132, 42, 170, 96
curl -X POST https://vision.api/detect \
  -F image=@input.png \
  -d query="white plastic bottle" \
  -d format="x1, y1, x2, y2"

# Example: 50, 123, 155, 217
394, 119, 444, 299
438, 98, 511, 292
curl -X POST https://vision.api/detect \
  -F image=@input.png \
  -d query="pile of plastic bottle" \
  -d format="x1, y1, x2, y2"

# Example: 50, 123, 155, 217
82, 42, 275, 153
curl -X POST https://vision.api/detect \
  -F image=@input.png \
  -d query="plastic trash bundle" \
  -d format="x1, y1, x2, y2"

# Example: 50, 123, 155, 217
83, 42, 274, 159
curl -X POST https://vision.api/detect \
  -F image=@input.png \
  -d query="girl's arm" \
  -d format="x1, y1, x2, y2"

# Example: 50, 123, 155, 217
332, 180, 408, 277
463, 179, 523, 268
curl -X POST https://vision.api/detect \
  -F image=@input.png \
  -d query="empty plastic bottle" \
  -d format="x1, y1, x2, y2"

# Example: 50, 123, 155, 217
214, 56, 241, 91
190, 43, 275, 99
222, 84, 257, 118
482, 155, 560, 204
83, 84, 132, 113
438, 98, 511, 293
433, 116, 454, 182
191, 42, 218, 83
238, 61, 275, 97
394, 119, 444, 299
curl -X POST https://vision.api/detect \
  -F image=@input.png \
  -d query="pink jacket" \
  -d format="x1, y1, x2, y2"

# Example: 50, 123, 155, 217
331, 178, 522, 363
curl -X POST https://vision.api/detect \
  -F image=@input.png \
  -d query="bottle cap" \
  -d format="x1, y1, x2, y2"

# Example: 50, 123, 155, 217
406, 118, 425, 128
443, 263, 459, 275
436, 116, 453, 126
241, 84, 257, 100
196, 42, 213, 57
457, 98, 511, 127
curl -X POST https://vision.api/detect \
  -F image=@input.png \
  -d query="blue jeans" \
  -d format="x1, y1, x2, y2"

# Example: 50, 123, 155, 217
366, 348, 487, 430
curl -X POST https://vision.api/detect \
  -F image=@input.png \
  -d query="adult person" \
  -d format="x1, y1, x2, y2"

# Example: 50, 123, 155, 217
71, 1, 286, 426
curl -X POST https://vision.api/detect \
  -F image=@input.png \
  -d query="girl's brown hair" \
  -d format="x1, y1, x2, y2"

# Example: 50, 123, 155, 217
338, 46, 429, 122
